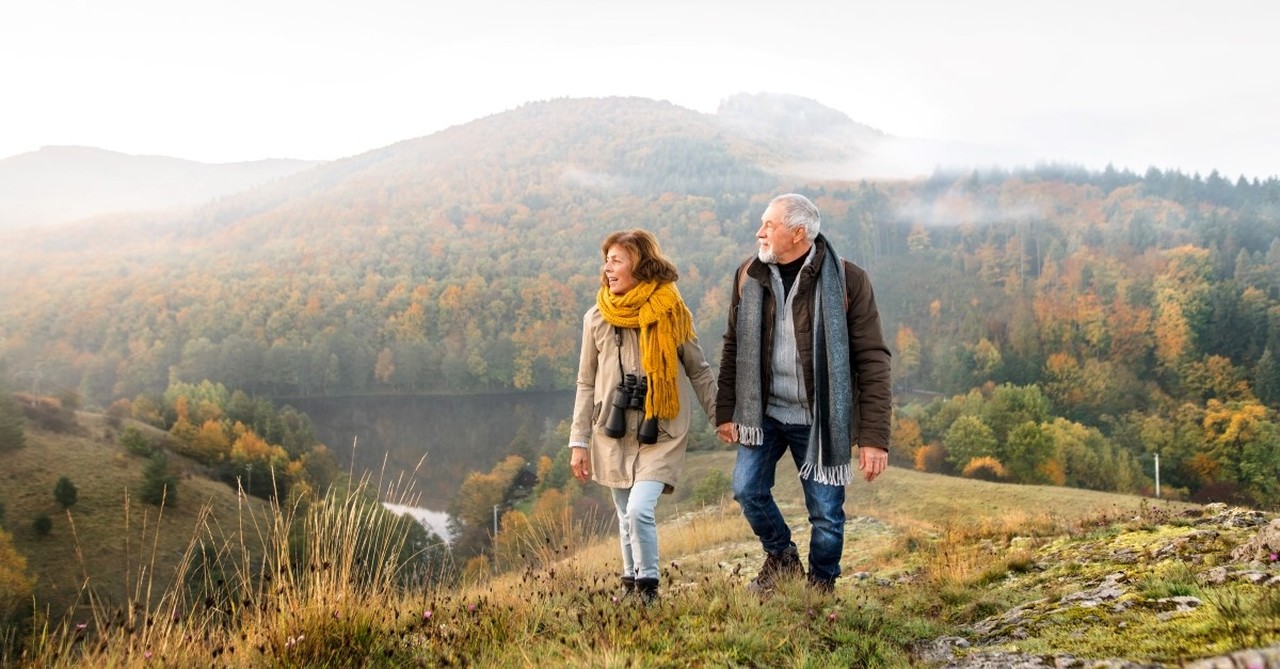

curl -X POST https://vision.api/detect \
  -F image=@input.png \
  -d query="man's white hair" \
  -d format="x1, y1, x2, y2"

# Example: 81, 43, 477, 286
770, 193, 820, 241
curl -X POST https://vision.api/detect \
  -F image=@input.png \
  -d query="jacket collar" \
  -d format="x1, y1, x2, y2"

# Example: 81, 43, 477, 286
745, 234, 830, 286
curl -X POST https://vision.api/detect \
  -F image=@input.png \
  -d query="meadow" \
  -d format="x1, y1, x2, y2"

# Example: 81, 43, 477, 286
7, 423, 1279, 667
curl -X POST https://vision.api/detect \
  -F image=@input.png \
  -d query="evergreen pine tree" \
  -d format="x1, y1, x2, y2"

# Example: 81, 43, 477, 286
32, 513, 52, 537
1254, 348, 1280, 408
53, 476, 78, 509
139, 453, 178, 507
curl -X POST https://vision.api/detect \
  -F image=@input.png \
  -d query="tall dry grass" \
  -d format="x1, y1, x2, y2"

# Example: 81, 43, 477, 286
14, 455, 1246, 667
12, 471, 926, 667
14, 468, 447, 667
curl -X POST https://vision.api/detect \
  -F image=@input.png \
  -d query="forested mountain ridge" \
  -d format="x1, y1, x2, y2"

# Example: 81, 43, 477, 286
0, 94, 796, 402
2, 94, 1280, 508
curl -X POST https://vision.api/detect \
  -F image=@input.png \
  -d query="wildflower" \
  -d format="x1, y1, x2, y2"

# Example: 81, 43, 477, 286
144, 651, 152, 659
75, 623, 87, 630
468, 603, 476, 613
423, 610, 432, 621
827, 613, 837, 622
611, 596, 619, 603
1270, 552, 1278, 562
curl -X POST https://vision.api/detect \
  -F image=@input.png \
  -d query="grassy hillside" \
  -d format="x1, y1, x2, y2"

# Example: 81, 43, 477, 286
0, 413, 273, 622
9, 438, 1279, 667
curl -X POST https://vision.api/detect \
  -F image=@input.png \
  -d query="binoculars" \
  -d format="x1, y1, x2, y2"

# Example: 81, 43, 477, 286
603, 373, 659, 444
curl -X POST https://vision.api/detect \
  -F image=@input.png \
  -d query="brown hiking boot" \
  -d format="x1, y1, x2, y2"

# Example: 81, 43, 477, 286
806, 574, 835, 595
746, 545, 805, 593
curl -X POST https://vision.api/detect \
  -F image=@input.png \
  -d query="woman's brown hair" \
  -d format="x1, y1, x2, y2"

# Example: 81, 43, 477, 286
600, 229, 679, 289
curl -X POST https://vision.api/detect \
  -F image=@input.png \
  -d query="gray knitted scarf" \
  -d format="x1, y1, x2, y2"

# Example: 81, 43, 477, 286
733, 237, 853, 485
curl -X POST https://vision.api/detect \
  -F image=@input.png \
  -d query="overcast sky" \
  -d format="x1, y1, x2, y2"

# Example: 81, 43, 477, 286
2, 0, 1276, 179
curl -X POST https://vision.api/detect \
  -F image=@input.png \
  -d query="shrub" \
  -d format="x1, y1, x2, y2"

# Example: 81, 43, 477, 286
53, 476, 78, 509
0, 527, 34, 622
55, 389, 82, 412
914, 442, 947, 473
16, 393, 78, 433
119, 425, 154, 457
961, 456, 1008, 482
105, 398, 132, 422
32, 513, 52, 537
1191, 480, 1249, 506
690, 469, 731, 506
139, 453, 178, 507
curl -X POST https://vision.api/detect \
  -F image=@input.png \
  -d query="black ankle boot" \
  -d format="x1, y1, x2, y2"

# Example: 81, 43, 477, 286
636, 577, 659, 605
621, 576, 637, 595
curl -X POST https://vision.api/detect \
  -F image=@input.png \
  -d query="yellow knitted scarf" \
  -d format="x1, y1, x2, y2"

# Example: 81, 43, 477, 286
596, 281, 694, 420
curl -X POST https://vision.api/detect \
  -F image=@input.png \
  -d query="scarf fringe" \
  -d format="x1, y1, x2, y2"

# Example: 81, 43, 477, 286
733, 236, 855, 480
735, 424, 764, 447
799, 462, 852, 486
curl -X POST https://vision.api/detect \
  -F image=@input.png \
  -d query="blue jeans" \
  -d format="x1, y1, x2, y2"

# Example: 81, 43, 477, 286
732, 415, 846, 582
611, 480, 665, 580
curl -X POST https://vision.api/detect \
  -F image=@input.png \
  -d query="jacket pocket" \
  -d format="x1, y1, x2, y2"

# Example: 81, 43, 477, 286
592, 401, 602, 424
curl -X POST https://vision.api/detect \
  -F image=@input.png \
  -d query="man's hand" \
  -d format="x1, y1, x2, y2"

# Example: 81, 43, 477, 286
716, 422, 739, 444
858, 446, 888, 482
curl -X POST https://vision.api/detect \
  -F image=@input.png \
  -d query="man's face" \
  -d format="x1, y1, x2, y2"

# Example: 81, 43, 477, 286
757, 202, 807, 264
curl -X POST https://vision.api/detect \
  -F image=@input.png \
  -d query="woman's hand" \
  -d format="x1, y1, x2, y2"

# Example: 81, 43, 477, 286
716, 422, 738, 444
571, 447, 591, 482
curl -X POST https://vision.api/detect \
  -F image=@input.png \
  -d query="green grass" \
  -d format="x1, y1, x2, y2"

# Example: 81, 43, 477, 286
0, 413, 273, 622
4, 425, 1279, 667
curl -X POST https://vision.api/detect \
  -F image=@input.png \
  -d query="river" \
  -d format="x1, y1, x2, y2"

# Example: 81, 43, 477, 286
285, 390, 575, 540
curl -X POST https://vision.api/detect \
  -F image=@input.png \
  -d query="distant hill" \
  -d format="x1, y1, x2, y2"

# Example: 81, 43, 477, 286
0, 146, 324, 229
0, 94, 1035, 234
2, 93, 1275, 442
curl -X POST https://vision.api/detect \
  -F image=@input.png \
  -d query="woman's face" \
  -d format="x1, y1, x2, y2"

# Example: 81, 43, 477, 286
603, 244, 638, 295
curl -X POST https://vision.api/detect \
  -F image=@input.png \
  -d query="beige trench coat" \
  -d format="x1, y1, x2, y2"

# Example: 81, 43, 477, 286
569, 306, 718, 493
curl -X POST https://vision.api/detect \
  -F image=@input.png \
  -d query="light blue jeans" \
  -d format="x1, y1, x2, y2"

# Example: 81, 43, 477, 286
611, 480, 666, 580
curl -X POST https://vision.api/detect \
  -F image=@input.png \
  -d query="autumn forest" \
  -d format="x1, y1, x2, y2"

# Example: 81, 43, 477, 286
2, 95, 1279, 510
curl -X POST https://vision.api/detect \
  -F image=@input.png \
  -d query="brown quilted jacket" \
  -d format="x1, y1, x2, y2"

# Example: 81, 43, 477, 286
714, 236, 893, 450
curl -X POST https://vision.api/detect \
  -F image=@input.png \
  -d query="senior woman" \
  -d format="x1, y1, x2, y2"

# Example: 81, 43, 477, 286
568, 229, 717, 604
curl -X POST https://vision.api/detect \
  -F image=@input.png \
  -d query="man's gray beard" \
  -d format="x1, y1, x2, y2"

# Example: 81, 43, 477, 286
757, 247, 778, 264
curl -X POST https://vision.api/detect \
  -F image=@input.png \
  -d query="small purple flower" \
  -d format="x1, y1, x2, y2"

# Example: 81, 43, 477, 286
468, 603, 476, 613
75, 623, 87, 630
1270, 552, 1278, 562
144, 651, 152, 659
611, 596, 619, 603
827, 612, 837, 622
423, 610, 432, 620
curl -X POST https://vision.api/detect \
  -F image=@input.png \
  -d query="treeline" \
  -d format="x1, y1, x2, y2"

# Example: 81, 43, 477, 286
5, 153, 1280, 507
113, 380, 341, 502
872, 166, 1280, 508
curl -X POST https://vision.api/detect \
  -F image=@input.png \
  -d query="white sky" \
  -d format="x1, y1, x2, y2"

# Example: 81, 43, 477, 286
2, 0, 1277, 179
